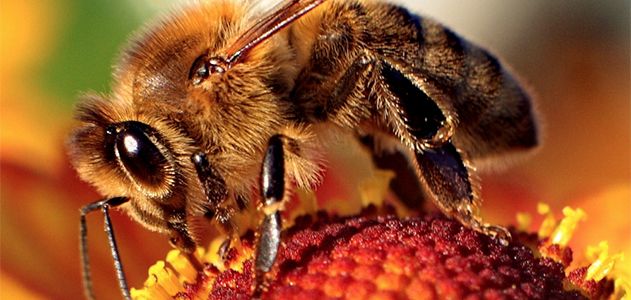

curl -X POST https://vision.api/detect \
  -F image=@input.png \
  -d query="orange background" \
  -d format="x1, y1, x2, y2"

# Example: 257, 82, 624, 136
1, 0, 629, 299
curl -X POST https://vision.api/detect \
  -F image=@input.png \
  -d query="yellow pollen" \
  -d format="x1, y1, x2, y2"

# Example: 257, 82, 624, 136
585, 241, 625, 282
516, 212, 532, 231
149, 260, 182, 295
537, 203, 557, 238
613, 277, 631, 300
131, 260, 182, 300
203, 238, 228, 271
166, 249, 198, 283
286, 189, 319, 227
359, 169, 395, 209
549, 207, 585, 247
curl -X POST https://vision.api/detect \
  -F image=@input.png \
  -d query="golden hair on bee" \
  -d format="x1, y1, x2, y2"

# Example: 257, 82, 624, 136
69, 0, 538, 298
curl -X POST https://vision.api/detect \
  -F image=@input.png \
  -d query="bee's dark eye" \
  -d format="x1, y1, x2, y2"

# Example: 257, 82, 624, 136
113, 122, 169, 188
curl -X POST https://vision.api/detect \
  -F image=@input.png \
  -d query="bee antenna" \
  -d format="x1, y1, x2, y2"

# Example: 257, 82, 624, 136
224, 0, 325, 65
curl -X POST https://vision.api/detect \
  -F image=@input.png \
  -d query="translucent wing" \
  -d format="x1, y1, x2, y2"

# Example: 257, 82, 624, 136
224, 0, 325, 63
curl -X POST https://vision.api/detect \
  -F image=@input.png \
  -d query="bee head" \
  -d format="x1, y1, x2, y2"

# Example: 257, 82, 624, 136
67, 1, 299, 227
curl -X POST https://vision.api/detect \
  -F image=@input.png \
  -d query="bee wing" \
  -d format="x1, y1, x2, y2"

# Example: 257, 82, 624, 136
224, 0, 325, 63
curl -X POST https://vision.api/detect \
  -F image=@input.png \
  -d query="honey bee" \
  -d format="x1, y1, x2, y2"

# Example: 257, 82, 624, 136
68, 0, 538, 298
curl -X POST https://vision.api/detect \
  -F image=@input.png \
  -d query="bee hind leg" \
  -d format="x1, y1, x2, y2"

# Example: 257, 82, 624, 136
253, 134, 286, 296
378, 61, 511, 244
414, 142, 511, 245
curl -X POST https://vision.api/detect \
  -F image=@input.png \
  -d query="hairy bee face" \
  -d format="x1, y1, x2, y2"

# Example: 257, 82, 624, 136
68, 1, 300, 236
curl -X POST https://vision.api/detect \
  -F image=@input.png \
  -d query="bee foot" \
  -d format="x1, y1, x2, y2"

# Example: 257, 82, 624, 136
480, 224, 512, 246
455, 206, 512, 246
251, 269, 267, 300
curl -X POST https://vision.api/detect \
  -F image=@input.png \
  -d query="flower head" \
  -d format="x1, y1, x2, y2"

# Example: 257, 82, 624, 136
131, 204, 626, 299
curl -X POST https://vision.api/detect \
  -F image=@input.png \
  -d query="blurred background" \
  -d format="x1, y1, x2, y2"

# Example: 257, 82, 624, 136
1, 0, 629, 298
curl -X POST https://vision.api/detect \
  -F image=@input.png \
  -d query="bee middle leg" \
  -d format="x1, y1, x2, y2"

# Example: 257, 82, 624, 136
253, 134, 286, 295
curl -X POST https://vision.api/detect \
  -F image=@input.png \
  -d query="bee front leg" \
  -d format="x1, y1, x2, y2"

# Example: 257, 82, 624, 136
191, 152, 236, 261
253, 134, 286, 295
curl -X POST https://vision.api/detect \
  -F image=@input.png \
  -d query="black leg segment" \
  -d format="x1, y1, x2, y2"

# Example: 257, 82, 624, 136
261, 135, 285, 205
192, 152, 228, 208
80, 197, 130, 300
415, 141, 511, 244
255, 212, 282, 274
415, 142, 472, 207
254, 135, 286, 293
192, 152, 236, 241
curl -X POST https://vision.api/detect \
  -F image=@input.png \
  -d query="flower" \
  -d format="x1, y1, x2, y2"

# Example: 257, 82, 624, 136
130, 204, 627, 299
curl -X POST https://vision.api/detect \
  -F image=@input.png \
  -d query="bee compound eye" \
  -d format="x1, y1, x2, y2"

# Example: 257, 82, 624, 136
115, 123, 169, 188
